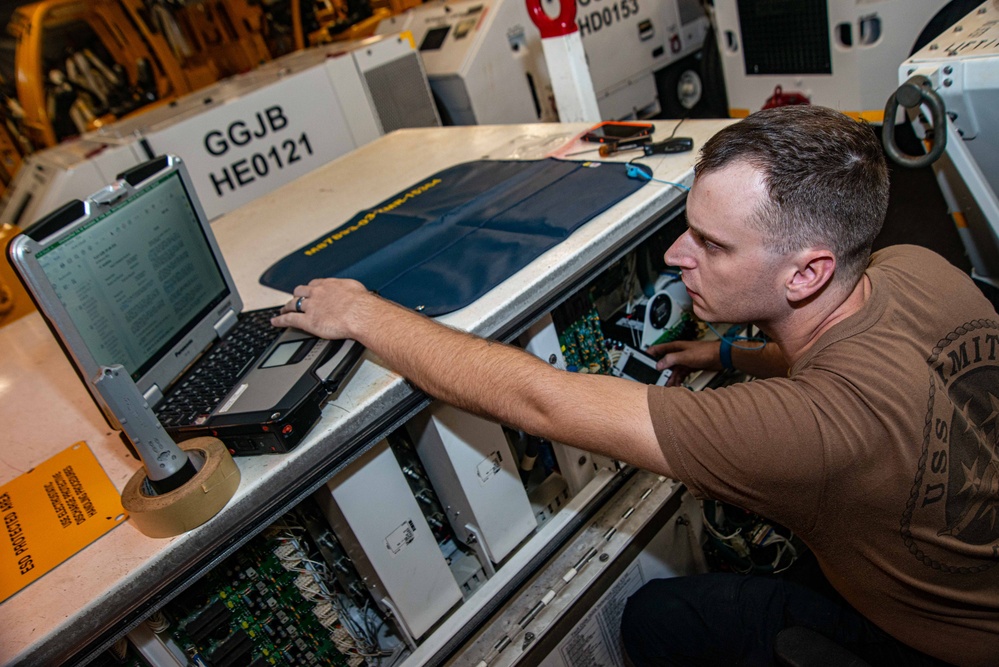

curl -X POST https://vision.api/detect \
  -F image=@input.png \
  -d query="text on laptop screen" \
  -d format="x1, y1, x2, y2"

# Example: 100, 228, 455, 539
36, 171, 228, 379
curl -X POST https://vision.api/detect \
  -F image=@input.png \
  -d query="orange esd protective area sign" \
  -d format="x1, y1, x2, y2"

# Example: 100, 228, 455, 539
0, 442, 127, 603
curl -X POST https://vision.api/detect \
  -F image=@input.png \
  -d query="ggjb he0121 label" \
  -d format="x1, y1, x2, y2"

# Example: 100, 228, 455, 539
208, 133, 314, 197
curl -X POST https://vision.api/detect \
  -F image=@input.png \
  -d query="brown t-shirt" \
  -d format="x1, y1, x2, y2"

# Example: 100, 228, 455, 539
647, 245, 999, 666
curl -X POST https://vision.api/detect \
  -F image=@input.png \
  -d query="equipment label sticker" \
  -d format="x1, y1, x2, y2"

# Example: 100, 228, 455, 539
0, 442, 126, 602
145, 66, 355, 220
385, 519, 417, 556
477, 451, 503, 485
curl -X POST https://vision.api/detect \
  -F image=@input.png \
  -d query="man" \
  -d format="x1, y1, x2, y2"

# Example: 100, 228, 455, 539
273, 106, 999, 666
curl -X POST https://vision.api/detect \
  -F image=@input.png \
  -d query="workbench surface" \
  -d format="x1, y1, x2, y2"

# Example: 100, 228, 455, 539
0, 120, 733, 665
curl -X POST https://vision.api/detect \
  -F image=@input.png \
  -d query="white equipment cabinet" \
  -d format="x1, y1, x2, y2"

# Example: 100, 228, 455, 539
0, 34, 438, 227
892, 0, 999, 287
711, 0, 956, 118
407, 404, 538, 568
376, 0, 708, 123
0, 137, 144, 230
315, 438, 464, 644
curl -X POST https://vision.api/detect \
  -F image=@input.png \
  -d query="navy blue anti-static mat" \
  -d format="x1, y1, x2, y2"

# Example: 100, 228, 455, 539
259, 158, 647, 316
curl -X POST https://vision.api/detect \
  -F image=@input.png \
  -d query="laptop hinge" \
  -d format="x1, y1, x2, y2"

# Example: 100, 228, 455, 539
214, 309, 239, 338
144, 384, 164, 408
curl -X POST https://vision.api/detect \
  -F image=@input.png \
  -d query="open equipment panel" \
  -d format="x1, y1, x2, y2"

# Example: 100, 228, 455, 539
98, 217, 729, 667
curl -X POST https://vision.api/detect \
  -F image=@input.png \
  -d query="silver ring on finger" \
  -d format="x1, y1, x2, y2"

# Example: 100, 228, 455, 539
295, 296, 306, 313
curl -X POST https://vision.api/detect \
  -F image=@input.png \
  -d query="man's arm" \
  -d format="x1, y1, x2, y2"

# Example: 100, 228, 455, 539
272, 279, 674, 476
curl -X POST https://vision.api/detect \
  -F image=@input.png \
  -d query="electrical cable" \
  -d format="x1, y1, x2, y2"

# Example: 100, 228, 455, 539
701, 500, 802, 575
272, 518, 391, 659
624, 162, 691, 190
620, 253, 645, 349
664, 115, 687, 140
624, 116, 693, 190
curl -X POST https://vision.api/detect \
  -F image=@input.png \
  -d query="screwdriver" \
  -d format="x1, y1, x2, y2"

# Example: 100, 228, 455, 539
599, 136, 694, 157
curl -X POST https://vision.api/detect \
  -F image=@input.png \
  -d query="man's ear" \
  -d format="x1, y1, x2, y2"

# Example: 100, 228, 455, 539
785, 249, 836, 303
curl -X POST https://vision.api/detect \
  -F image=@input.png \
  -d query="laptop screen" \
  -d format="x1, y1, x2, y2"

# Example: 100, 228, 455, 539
34, 170, 229, 381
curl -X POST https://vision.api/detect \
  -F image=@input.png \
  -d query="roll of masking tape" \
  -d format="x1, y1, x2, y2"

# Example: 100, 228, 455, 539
121, 437, 240, 538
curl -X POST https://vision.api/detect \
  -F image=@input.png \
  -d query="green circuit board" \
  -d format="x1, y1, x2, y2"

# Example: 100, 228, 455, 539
558, 303, 612, 375
165, 532, 355, 667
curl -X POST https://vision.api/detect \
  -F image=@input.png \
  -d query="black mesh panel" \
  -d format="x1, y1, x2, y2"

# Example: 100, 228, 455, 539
737, 0, 832, 75
364, 55, 439, 132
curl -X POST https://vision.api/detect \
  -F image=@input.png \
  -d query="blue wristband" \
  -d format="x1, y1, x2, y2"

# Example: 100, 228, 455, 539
719, 338, 734, 370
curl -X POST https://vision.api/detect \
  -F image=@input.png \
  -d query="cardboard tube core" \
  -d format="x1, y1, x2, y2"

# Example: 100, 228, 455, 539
121, 437, 240, 538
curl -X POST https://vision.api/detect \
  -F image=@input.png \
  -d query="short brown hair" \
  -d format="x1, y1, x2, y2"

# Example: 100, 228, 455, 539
696, 105, 889, 285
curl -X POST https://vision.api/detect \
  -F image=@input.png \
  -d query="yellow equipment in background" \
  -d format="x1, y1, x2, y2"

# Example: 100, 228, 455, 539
158, 0, 271, 77
0, 223, 33, 326
0, 120, 25, 199
9, 0, 174, 149
0, 0, 412, 196
6, 0, 274, 151
295, 0, 422, 48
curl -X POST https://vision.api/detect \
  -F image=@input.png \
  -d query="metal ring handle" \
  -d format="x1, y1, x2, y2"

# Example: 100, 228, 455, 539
882, 75, 948, 169
525, 0, 577, 39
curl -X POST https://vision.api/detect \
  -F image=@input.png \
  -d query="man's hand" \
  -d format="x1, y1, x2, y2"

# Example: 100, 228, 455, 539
646, 339, 722, 386
271, 278, 375, 340
649, 337, 790, 380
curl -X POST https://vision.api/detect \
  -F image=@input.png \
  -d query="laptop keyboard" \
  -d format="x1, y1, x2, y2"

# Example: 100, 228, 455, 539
156, 308, 283, 427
